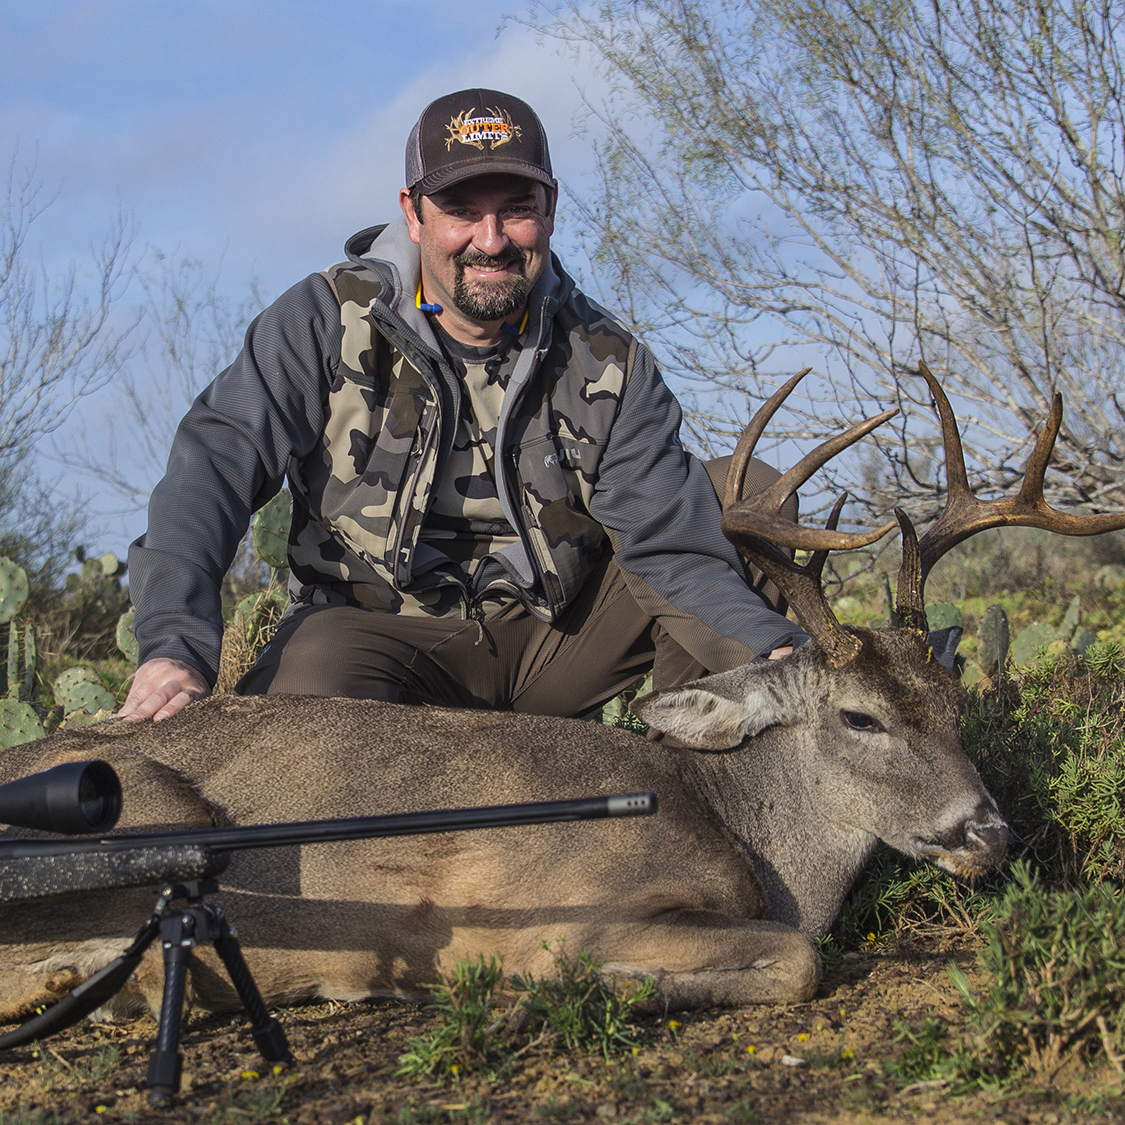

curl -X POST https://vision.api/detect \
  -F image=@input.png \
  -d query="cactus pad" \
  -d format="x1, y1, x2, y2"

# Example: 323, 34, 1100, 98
979, 605, 1011, 673
1011, 622, 1060, 667
0, 558, 29, 625
53, 666, 102, 710
252, 489, 292, 569
1071, 627, 1096, 657
116, 607, 139, 663
925, 602, 963, 632
60, 680, 116, 716
98, 552, 126, 578
0, 698, 46, 750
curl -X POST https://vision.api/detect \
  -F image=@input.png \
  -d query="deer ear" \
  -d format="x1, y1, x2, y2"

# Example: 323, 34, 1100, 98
632, 664, 793, 750
927, 626, 963, 670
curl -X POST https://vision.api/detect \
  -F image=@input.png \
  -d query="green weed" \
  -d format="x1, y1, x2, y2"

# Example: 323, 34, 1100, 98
30, 1041, 121, 1094
396, 943, 655, 1080
883, 863, 1125, 1092
510, 940, 655, 1060
618, 1097, 675, 1124
395, 955, 505, 1080
0, 1111, 68, 1125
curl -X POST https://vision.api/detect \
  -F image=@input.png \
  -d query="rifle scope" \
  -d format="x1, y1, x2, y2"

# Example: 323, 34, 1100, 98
0, 760, 122, 835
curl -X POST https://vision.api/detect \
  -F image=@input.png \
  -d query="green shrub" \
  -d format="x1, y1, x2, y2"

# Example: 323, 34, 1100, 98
396, 954, 505, 1079
396, 942, 654, 1080
883, 863, 1125, 1091
953, 861, 1125, 1083
510, 940, 655, 1059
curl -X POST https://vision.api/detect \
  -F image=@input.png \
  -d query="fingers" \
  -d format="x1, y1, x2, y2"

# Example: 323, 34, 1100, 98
119, 659, 211, 723
767, 645, 794, 660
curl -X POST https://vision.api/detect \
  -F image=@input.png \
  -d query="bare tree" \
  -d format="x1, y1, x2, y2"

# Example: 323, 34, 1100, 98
1, 156, 134, 466
534, 0, 1125, 522
0, 155, 135, 580
60, 252, 261, 510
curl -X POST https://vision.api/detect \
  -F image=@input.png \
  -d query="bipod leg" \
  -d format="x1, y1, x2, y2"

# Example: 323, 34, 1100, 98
211, 907, 291, 1067
146, 904, 198, 1103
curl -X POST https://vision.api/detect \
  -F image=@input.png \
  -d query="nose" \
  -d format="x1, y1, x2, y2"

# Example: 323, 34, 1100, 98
471, 214, 508, 258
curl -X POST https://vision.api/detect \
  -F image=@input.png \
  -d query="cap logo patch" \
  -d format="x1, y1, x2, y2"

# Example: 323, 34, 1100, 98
446, 106, 522, 152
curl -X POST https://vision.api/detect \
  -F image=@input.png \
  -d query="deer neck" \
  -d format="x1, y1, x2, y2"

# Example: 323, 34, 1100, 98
685, 736, 878, 938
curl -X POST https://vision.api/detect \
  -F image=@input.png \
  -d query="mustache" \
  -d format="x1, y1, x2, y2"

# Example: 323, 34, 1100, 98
455, 247, 527, 271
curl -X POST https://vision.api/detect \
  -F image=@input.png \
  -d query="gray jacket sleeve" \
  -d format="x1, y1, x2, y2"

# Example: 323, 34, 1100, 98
127, 275, 343, 684
589, 343, 808, 670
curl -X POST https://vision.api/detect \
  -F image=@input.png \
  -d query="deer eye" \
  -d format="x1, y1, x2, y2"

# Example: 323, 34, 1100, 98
841, 710, 882, 732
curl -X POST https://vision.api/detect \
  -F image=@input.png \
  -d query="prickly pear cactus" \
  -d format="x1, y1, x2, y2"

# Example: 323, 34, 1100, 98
233, 588, 288, 643
98, 552, 126, 578
116, 607, 139, 663
0, 558, 29, 625
1071, 627, 1096, 657
252, 489, 292, 569
926, 602, 963, 633
979, 605, 1010, 673
1060, 595, 1081, 639
53, 666, 102, 710
59, 680, 116, 716
0, 698, 46, 749
1011, 622, 1061, 667
6, 621, 18, 696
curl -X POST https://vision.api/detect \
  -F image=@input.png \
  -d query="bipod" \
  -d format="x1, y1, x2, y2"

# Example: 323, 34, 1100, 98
144, 878, 291, 1104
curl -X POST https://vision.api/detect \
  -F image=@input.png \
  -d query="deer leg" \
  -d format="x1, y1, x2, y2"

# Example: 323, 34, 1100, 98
578, 912, 819, 1007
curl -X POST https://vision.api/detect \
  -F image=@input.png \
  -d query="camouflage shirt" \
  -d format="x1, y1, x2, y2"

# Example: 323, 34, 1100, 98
129, 220, 803, 684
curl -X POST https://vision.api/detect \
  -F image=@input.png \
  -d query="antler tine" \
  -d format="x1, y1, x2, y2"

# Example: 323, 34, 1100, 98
909, 362, 1125, 605
725, 368, 813, 511
726, 367, 900, 551
721, 372, 900, 667
893, 508, 926, 632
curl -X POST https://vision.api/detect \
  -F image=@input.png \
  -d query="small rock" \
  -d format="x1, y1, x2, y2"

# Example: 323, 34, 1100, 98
781, 1054, 806, 1067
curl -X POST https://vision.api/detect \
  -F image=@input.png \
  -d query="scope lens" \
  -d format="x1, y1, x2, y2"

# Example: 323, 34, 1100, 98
78, 771, 105, 826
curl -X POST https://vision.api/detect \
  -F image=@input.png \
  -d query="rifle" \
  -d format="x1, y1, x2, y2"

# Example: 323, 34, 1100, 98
0, 761, 657, 1103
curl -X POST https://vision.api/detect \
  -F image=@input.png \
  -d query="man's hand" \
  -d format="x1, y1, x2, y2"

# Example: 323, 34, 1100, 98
119, 658, 211, 722
767, 646, 794, 660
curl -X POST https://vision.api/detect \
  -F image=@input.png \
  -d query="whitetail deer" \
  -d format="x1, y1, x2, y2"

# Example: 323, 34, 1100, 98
0, 367, 1117, 1023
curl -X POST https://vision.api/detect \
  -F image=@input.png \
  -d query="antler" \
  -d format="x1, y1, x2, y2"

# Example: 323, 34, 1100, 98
722, 369, 899, 667
895, 362, 1125, 626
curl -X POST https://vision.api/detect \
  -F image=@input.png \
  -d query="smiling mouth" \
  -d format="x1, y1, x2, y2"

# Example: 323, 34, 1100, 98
457, 252, 525, 277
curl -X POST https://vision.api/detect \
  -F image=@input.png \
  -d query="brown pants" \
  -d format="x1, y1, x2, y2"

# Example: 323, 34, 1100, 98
236, 457, 794, 716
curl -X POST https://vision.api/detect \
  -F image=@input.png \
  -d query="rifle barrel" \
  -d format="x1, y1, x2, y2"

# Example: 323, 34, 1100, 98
0, 792, 657, 861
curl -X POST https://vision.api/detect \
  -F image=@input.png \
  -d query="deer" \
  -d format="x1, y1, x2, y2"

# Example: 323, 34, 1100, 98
0, 366, 1117, 1027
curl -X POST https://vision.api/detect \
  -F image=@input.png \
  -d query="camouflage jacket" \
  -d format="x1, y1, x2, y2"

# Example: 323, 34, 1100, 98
129, 220, 803, 684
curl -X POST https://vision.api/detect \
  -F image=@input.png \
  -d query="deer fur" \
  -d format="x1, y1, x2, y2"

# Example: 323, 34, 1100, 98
0, 625, 1006, 1023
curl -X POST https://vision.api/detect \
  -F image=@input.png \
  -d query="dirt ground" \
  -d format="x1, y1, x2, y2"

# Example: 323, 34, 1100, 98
2, 933, 1122, 1125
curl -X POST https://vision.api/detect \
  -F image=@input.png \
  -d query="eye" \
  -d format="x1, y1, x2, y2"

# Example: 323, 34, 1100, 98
841, 710, 883, 733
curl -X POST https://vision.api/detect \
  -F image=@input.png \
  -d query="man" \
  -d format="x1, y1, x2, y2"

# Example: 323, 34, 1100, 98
121, 89, 803, 723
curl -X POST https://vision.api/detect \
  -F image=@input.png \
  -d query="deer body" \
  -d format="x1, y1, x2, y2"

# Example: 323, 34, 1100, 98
0, 626, 1005, 1022
12, 365, 1111, 1027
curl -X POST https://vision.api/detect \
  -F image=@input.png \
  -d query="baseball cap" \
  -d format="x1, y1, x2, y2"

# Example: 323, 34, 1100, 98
405, 89, 554, 195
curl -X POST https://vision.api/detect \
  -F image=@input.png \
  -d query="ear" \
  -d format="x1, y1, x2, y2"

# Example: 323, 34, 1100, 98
927, 626, 963, 670
399, 187, 423, 245
632, 663, 795, 751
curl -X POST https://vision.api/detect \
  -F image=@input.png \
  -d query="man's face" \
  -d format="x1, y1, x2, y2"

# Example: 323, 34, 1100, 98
400, 173, 556, 339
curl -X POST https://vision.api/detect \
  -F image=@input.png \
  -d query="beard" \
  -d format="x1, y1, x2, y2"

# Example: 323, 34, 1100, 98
452, 248, 532, 322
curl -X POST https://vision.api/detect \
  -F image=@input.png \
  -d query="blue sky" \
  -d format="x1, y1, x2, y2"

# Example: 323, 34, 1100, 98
2, 1, 606, 549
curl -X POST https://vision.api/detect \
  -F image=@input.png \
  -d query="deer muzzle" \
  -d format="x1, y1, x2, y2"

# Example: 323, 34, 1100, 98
911, 802, 1009, 879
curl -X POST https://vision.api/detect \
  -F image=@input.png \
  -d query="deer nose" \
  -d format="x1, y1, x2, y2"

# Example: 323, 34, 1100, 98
965, 812, 1009, 864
